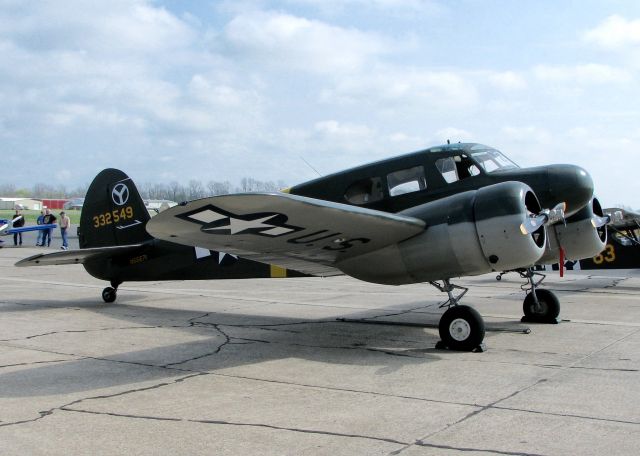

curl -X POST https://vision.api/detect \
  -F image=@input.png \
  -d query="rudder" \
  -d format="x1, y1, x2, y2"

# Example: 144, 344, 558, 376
79, 169, 152, 248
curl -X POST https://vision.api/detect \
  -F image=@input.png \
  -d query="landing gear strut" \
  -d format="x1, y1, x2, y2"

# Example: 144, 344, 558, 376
101, 280, 121, 303
431, 280, 486, 352
519, 269, 560, 323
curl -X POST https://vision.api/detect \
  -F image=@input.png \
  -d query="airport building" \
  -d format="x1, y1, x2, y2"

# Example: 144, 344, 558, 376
0, 197, 43, 210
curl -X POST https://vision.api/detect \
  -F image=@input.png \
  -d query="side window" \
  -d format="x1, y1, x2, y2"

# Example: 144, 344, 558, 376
387, 166, 427, 197
344, 177, 384, 205
436, 155, 480, 184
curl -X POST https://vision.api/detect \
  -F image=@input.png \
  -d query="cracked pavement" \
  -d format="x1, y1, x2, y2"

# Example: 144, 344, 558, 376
1, 246, 639, 455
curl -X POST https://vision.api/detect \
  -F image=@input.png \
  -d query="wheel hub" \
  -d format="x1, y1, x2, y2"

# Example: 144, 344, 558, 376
449, 318, 471, 341
532, 298, 548, 314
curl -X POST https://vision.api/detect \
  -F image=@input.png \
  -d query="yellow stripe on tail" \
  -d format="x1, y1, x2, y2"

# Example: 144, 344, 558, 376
270, 264, 287, 278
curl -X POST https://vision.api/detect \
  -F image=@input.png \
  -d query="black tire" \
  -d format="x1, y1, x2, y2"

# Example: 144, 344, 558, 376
438, 305, 485, 351
102, 287, 117, 303
523, 289, 560, 322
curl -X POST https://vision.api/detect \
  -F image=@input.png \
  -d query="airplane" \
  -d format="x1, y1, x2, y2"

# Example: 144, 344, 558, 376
16, 143, 612, 351
0, 216, 57, 247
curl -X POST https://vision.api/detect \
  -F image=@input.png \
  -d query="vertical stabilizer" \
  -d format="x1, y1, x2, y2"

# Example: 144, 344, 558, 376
79, 169, 152, 248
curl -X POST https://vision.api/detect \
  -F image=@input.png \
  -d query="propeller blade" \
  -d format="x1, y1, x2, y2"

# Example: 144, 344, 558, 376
596, 210, 622, 227
520, 214, 547, 235
544, 202, 567, 226
592, 214, 610, 228
520, 202, 566, 235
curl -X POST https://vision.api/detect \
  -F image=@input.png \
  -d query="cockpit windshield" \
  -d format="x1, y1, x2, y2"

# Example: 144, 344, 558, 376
468, 146, 519, 173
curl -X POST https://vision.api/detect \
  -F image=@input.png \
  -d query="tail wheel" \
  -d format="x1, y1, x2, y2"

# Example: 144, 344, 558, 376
523, 289, 560, 322
102, 287, 117, 303
438, 305, 485, 351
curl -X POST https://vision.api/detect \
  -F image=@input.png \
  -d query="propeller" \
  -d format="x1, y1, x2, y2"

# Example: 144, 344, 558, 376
520, 202, 566, 235
595, 210, 622, 228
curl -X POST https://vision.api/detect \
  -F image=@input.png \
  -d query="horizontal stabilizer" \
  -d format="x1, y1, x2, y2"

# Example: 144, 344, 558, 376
15, 244, 146, 267
146, 192, 425, 276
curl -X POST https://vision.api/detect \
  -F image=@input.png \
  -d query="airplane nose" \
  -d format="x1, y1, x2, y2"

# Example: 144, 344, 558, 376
548, 165, 594, 216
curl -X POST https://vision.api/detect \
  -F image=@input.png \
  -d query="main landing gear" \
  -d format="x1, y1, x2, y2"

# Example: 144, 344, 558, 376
431, 280, 486, 352
101, 280, 121, 303
519, 269, 560, 324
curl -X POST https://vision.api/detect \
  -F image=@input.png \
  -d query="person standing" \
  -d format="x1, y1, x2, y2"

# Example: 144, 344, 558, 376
36, 210, 45, 246
12, 209, 24, 246
41, 209, 57, 247
59, 211, 71, 250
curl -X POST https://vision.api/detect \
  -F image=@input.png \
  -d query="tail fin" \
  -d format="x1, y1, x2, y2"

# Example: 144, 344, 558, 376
79, 168, 153, 248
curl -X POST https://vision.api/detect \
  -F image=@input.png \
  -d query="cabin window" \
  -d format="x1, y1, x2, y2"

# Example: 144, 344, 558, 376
344, 177, 384, 204
436, 155, 480, 184
387, 166, 427, 196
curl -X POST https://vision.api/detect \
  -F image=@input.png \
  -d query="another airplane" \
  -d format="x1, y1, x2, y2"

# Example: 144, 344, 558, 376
17, 143, 611, 351
0, 216, 57, 247
536, 207, 638, 271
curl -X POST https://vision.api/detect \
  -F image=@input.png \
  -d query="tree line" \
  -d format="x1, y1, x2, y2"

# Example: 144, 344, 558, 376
0, 177, 288, 202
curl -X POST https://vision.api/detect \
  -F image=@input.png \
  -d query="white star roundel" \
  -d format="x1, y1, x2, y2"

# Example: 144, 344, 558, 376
180, 205, 302, 238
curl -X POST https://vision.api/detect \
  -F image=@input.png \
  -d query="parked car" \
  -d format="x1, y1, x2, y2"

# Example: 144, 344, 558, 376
63, 198, 85, 210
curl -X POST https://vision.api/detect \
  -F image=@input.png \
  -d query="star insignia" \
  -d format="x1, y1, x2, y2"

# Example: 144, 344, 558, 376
179, 205, 302, 237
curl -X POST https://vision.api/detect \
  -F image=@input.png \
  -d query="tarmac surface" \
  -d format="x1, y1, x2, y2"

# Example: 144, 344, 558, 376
1, 243, 639, 455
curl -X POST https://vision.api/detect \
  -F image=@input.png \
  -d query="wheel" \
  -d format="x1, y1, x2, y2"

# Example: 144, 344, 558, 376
523, 289, 560, 322
102, 287, 117, 303
496, 275, 502, 281
438, 305, 486, 351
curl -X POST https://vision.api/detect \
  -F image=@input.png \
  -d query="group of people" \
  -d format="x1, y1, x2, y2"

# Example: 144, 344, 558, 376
12, 208, 71, 250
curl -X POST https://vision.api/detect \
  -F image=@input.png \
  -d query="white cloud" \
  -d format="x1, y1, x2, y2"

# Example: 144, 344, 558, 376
0, 0, 195, 56
284, 0, 444, 16
487, 71, 527, 91
322, 67, 478, 110
433, 127, 474, 143
314, 120, 373, 138
222, 11, 389, 74
500, 126, 552, 145
583, 15, 640, 50
533, 64, 632, 84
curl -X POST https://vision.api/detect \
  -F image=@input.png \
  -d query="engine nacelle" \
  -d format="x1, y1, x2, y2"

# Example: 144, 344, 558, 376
336, 181, 546, 285
537, 198, 607, 264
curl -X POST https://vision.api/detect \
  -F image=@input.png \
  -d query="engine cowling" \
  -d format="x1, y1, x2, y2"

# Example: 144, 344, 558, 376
537, 197, 607, 264
336, 181, 546, 285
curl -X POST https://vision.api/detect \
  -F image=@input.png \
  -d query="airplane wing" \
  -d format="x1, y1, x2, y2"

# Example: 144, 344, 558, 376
4, 223, 57, 235
146, 192, 425, 276
15, 244, 145, 267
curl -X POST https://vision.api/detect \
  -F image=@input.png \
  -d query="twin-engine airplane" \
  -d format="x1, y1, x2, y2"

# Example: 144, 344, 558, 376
17, 143, 611, 351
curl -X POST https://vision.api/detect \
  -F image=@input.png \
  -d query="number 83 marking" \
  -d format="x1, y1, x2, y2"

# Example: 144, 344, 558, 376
593, 244, 615, 264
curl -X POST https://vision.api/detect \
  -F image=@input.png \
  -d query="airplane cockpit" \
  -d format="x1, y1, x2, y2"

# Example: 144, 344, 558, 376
466, 146, 519, 173
290, 143, 526, 213
433, 146, 519, 185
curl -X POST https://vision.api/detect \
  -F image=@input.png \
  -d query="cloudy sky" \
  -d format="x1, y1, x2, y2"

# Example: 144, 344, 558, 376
1, 0, 639, 208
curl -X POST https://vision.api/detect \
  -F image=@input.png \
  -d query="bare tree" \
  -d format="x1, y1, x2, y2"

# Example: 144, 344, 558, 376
206, 180, 231, 196
2, 176, 289, 202
188, 180, 204, 199
0, 183, 16, 195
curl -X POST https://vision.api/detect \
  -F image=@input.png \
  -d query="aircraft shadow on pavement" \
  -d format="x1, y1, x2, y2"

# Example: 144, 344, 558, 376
0, 298, 461, 398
